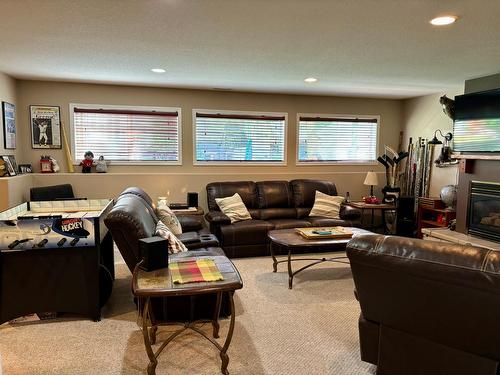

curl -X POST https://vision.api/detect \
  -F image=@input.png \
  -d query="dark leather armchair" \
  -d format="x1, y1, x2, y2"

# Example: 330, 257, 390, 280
347, 234, 500, 375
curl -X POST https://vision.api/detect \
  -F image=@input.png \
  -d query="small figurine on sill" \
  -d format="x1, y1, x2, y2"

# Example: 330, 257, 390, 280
95, 155, 107, 173
80, 151, 94, 173
50, 157, 60, 173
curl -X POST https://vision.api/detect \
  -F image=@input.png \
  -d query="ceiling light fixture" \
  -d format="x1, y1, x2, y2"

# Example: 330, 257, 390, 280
304, 77, 318, 83
430, 15, 458, 26
151, 68, 166, 73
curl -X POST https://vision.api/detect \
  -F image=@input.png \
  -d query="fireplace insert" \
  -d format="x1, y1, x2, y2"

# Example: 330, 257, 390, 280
468, 181, 500, 242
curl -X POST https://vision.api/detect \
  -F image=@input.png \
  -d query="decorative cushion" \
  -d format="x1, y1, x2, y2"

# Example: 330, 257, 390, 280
155, 205, 182, 235
215, 193, 252, 223
155, 220, 188, 254
309, 190, 344, 219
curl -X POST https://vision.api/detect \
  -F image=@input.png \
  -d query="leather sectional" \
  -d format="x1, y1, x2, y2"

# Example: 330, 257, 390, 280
205, 179, 361, 257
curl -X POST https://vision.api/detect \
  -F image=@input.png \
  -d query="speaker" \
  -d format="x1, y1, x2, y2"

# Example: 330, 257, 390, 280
396, 196, 416, 237
139, 237, 168, 271
187, 192, 198, 207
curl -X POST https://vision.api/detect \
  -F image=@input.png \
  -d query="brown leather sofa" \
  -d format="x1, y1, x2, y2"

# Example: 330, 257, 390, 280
206, 179, 361, 257
347, 234, 500, 375
104, 187, 228, 321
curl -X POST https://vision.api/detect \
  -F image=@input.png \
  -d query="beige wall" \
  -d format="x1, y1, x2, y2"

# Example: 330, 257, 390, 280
402, 89, 463, 197
0, 72, 19, 159
13, 80, 404, 206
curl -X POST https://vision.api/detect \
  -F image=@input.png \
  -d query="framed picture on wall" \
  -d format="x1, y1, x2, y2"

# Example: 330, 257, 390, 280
30, 105, 62, 149
2, 101, 16, 149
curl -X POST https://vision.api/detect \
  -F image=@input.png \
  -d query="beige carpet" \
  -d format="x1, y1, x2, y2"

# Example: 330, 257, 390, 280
0, 253, 376, 375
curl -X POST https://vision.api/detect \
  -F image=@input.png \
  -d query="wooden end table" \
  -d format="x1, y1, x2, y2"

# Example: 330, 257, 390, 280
133, 251, 243, 375
268, 227, 373, 289
347, 201, 396, 233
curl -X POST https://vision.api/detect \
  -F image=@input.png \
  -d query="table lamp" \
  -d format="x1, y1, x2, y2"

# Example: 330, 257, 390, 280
363, 171, 379, 197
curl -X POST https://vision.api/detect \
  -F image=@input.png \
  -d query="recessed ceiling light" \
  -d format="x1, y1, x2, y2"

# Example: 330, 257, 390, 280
304, 77, 318, 83
151, 68, 166, 73
430, 15, 458, 26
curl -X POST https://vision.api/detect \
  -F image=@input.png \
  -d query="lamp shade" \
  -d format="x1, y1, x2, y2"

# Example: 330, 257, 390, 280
363, 171, 379, 186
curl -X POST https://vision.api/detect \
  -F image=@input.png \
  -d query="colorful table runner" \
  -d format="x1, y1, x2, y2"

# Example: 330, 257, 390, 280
170, 258, 224, 284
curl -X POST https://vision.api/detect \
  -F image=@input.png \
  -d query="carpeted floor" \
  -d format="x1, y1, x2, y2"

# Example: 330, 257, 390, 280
0, 252, 376, 375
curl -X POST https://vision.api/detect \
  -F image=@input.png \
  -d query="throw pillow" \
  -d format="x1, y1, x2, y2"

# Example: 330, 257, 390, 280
155, 205, 182, 235
215, 193, 252, 223
155, 220, 188, 254
309, 190, 345, 219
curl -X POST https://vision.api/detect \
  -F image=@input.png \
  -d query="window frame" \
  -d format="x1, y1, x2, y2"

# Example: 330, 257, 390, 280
295, 113, 380, 166
192, 109, 288, 166
69, 103, 182, 166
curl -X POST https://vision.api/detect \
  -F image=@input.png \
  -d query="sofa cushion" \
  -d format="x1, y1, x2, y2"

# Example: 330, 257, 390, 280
206, 181, 258, 211
156, 205, 182, 235
309, 191, 344, 219
259, 208, 297, 220
290, 179, 338, 211
216, 193, 252, 223
256, 180, 293, 208
267, 219, 312, 230
220, 220, 275, 246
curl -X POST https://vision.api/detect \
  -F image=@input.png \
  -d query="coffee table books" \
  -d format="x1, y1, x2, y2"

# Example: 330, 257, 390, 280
295, 226, 353, 240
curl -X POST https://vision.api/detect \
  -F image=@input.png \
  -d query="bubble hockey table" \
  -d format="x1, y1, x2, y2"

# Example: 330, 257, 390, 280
0, 199, 114, 324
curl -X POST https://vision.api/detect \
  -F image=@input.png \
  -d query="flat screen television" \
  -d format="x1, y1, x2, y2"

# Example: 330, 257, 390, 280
453, 88, 500, 152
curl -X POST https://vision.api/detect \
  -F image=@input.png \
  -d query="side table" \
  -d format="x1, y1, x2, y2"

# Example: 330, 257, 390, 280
347, 201, 396, 233
133, 250, 243, 375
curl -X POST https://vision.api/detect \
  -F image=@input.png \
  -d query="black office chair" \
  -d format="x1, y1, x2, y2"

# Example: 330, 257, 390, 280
30, 184, 75, 201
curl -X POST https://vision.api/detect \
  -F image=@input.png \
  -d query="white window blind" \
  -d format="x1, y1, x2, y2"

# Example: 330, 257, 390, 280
72, 106, 180, 163
194, 111, 286, 163
297, 116, 378, 163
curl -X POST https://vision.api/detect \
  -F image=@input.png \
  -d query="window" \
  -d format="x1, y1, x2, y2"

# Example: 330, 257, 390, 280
71, 104, 181, 164
194, 110, 287, 164
297, 114, 379, 164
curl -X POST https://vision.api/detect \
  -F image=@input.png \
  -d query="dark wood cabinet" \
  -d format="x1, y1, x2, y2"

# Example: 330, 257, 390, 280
417, 198, 456, 238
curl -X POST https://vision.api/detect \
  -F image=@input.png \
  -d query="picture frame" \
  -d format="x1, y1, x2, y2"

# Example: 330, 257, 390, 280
2, 155, 16, 176
8, 155, 18, 175
2, 101, 16, 149
18, 163, 33, 174
30, 105, 62, 149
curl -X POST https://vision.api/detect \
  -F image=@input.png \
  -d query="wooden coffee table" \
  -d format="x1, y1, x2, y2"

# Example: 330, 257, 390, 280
268, 227, 373, 289
133, 250, 243, 375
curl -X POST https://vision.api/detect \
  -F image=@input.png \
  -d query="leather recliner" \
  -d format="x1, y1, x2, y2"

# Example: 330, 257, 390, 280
104, 187, 227, 321
346, 234, 500, 375
205, 179, 361, 257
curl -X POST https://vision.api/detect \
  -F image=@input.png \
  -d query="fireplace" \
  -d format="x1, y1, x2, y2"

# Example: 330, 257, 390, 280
468, 181, 500, 242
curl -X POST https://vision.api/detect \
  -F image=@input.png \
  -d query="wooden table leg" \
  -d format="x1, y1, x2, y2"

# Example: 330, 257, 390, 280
270, 243, 278, 272
287, 248, 293, 289
220, 292, 236, 375
141, 298, 158, 375
212, 292, 222, 339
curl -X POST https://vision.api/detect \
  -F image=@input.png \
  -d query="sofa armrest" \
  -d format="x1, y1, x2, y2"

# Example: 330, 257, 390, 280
177, 232, 219, 250
177, 215, 204, 232
340, 204, 361, 220
205, 211, 231, 225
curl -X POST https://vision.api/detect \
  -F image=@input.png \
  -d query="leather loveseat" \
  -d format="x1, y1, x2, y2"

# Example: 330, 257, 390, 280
205, 179, 361, 258
104, 187, 227, 321
347, 234, 500, 375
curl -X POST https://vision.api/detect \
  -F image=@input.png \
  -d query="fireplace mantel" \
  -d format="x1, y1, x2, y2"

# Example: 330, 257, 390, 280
452, 153, 500, 160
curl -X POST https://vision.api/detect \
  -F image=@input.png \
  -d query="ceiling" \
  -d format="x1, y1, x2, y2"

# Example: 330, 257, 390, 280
1, 0, 500, 99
